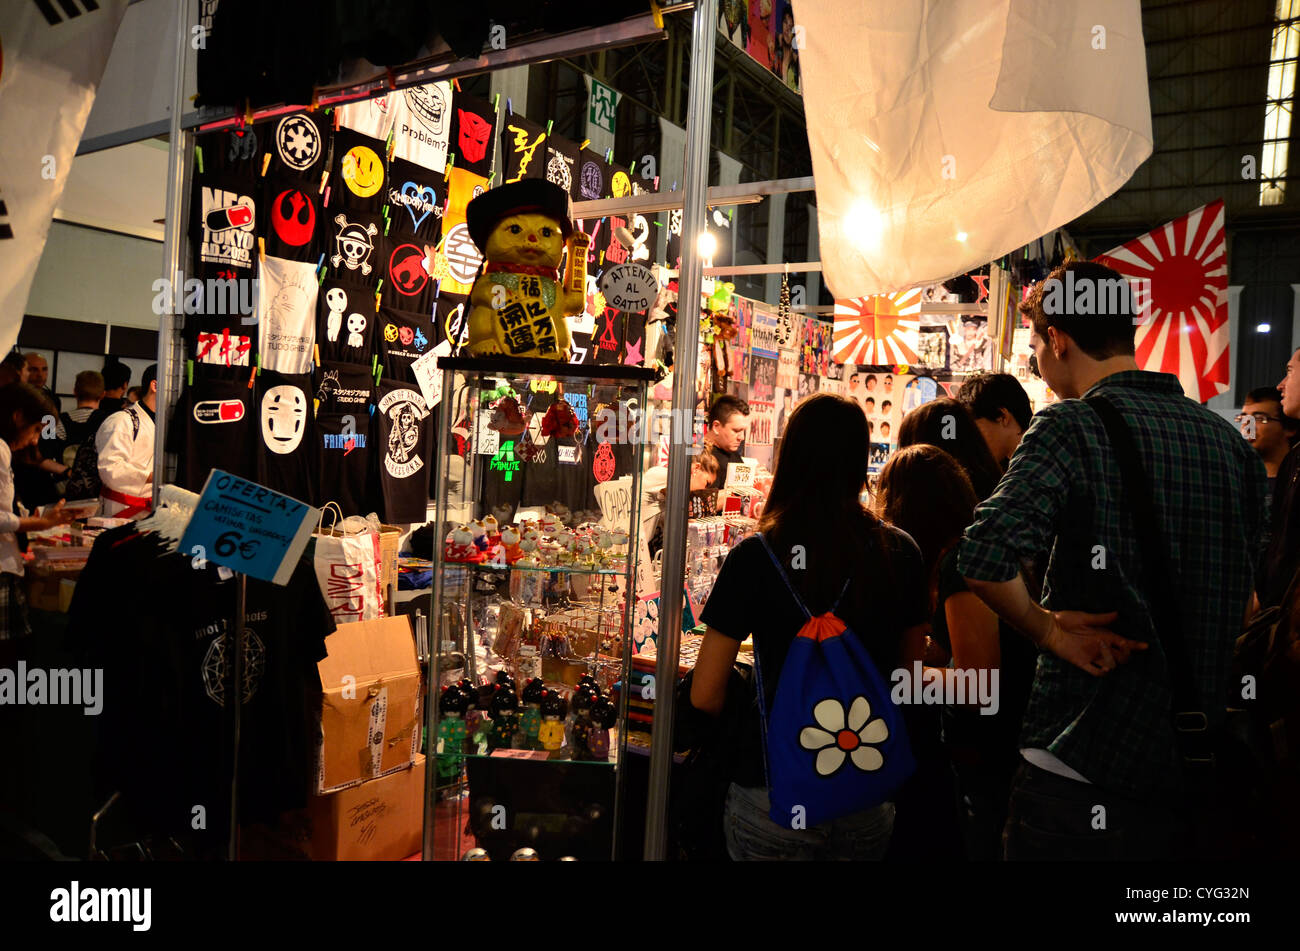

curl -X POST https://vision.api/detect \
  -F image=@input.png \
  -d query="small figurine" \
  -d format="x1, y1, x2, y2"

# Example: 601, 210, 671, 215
520, 678, 546, 749
540, 512, 561, 535
461, 848, 491, 861
510, 848, 540, 861
568, 683, 597, 758
500, 525, 525, 564
436, 684, 471, 781
541, 399, 579, 439
516, 530, 542, 567
538, 689, 567, 752
464, 180, 586, 360
487, 396, 528, 436
495, 670, 518, 695
470, 519, 490, 551
483, 514, 500, 542
486, 685, 520, 751
585, 695, 617, 761
445, 525, 486, 563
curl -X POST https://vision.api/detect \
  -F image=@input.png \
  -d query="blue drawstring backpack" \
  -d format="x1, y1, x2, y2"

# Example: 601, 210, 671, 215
754, 533, 915, 829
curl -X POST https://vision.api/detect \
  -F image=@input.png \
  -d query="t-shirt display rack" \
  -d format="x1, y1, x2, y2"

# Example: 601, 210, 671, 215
145, 0, 730, 861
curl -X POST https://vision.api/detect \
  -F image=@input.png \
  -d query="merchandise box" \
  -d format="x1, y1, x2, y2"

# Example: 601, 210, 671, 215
24, 564, 81, 613
307, 754, 425, 861
317, 616, 423, 793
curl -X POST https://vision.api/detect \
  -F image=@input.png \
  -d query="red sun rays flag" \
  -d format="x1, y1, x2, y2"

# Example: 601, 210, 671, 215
1094, 200, 1229, 403
833, 288, 921, 365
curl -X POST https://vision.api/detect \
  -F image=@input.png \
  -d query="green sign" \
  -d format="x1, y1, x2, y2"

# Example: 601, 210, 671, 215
588, 79, 620, 135
490, 440, 521, 482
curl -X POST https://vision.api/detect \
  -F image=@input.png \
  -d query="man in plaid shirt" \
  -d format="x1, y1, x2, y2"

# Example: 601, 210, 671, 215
957, 261, 1267, 860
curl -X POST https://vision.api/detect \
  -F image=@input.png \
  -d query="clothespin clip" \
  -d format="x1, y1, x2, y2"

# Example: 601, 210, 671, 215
671, 180, 678, 191
194, 146, 204, 174
486, 171, 495, 186
599, 250, 605, 265
247, 364, 256, 389
580, 139, 590, 152
606, 149, 613, 163
493, 93, 500, 113
375, 365, 383, 386
375, 281, 383, 310
313, 343, 321, 366
186, 360, 194, 387
650, 0, 664, 29
333, 108, 341, 131
318, 169, 329, 195
324, 185, 332, 207
386, 67, 397, 90
384, 217, 392, 236
506, 97, 513, 116
452, 78, 461, 93
654, 176, 661, 191
386, 128, 396, 160
629, 159, 637, 177
258, 237, 266, 262
546, 119, 553, 136
317, 252, 326, 273
444, 152, 455, 182
372, 354, 379, 374
261, 153, 271, 177
244, 101, 254, 128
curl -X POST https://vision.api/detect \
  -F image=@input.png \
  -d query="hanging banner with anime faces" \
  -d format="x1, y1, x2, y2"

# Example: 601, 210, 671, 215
377, 381, 433, 523
257, 256, 319, 374
392, 81, 453, 172
261, 381, 308, 455
317, 280, 374, 364
256, 370, 317, 503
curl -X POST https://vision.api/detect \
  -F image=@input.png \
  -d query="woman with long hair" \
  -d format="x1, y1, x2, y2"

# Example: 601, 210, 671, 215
0, 384, 74, 649
897, 398, 1003, 502
876, 443, 1037, 860
690, 393, 929, 860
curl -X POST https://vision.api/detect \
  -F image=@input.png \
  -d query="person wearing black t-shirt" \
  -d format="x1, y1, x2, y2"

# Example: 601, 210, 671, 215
704, 393, 750, 490
877, 444, 1036, 862
691, 394, 929, 861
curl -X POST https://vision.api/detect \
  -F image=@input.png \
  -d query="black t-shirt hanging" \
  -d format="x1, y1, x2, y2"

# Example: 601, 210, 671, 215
267, 111, 329, 183
318, 279, 377, 365
315, 360, 375, 416
620, 312, 648, 367
543, 132, 579, 197
316, 407, 374, 517
499, 113, 548, 185
262, 177, 323, 261
592, 309, 626, 364
375, 378, 432, 523
572, 147, 611, 202
170, 374, 257, 491
326, 206, 385, 285
607, 162, 634, 202
381, 239, 435, 313
188, 314, 257, 371
331, 128, 390, 213
385, 157, 446, 244
436, 292, 467, 352
449, 91, 497, 178
255, 370, 318, 504
195, 124, 266, 180
193, 171, 259, 275
378, 306, 435, 383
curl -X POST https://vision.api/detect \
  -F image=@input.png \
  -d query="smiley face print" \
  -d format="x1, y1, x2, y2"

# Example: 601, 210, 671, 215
342, 145, 384, 198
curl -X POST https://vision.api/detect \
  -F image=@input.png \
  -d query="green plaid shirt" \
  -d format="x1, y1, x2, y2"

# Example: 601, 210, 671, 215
956, 370, 1267, 800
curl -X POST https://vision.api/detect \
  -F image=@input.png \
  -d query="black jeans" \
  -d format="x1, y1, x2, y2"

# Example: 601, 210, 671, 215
1003, 761, 1184, 861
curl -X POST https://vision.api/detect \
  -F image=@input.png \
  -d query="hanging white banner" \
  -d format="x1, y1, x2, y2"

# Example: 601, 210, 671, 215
797, 0, 1152, 297
0, 0, 130, 354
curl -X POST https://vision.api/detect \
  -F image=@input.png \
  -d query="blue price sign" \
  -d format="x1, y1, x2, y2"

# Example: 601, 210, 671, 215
179, 470, 318, 585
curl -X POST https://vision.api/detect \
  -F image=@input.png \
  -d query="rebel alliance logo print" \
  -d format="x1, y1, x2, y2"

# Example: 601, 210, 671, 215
332, 215, 378, 275
199, 186, 255, 268
276, 114, 321, 170
380, 389, 429, 479
271, 189, 315, 246
262, 385, 307, 454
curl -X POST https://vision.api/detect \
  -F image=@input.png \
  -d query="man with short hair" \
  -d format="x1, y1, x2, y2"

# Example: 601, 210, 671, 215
96, 364, 156, 517
1240, 386, 1298, 485
61, 371, 104, 451
1259, 349, 1300, 608
704, 394, 751, 490
958, 261, 1267, 860
957, 372, 1034, 468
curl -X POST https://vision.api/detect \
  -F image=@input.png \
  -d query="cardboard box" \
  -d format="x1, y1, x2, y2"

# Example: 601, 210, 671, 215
317, 616, 423, 793
25, 565, 81, 613
307, 754, 425, 861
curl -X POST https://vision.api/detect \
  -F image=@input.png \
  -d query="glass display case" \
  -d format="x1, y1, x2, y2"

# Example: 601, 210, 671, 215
422, 356, 656, 861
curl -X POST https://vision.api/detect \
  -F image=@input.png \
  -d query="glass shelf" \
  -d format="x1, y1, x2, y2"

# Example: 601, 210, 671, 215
443, 561, 628, 576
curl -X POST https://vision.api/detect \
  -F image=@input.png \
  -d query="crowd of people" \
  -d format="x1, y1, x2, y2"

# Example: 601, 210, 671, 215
689, 260, 1295, 861
0, 353, 157, 645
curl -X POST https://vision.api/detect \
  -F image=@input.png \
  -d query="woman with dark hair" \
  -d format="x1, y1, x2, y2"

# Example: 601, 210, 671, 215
0, 384, 74, 645
897, 398, 1003, 501
876, 443, 1037, 860
690, 393, 929, 860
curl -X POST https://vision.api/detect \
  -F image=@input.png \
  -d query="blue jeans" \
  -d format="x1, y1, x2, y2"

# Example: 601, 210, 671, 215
723, 783, 895, 861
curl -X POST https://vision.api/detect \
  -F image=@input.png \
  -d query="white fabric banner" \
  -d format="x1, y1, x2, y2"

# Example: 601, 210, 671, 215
257, 256, 318, 374
796, 0, 1152, 296
0, 0, 130, 354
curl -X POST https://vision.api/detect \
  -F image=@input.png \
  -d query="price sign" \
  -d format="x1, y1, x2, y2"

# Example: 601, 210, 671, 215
179, 470, 318, 585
